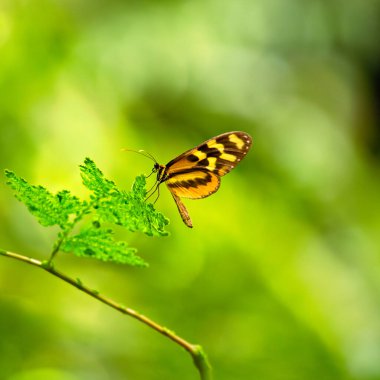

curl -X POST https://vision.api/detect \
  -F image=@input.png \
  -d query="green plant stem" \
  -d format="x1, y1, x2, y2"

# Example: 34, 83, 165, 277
48, 200, 95, 264
0, 249, 211, 380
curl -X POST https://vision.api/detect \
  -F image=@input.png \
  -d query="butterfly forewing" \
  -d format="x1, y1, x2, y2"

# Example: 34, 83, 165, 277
166, 132, 252, 177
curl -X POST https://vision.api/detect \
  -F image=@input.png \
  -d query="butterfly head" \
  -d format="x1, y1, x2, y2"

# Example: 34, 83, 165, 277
153, 163, 167, 183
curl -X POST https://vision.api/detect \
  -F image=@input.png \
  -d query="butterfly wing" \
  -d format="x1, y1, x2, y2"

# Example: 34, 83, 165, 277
165, 170, 221, 199
166, 131, 252, 177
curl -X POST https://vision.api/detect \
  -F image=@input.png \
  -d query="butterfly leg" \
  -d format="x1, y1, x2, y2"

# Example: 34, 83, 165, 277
146, 180, 158, 196
144, 168, 155, 179
152, 183, 161, 204
145, 182, 161, 203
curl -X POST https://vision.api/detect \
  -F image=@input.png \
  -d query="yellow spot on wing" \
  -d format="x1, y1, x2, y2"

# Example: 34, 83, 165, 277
220, 153, 237, 162
193, 150, 207, 160
229, 133, 245, 149
207, 157, 217, 168
207, 140, 224, 153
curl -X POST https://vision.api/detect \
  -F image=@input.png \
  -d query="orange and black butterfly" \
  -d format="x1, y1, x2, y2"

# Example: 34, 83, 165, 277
132, 131, 252, 228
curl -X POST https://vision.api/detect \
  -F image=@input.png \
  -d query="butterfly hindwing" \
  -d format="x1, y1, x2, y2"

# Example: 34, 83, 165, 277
165, 170, 221, 199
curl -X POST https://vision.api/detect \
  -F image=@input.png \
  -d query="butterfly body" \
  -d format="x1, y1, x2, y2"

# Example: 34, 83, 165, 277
152, 131, 252, 228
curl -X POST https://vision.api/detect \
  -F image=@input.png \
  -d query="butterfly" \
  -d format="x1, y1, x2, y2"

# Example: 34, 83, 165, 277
144, 131, 252, 228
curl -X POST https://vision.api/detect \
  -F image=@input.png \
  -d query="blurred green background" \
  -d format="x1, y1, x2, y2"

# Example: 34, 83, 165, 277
1, 1, 380, 379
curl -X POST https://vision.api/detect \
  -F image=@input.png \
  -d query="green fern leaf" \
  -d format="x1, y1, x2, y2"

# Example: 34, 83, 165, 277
80, 157, 118, 198
61, 225, 147, 266
5, 158, 169, 266
94, 176, 169, 237
4, 170, 82, 228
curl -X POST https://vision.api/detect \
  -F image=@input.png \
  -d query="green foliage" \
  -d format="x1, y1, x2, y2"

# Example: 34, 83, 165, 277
4, 171, 82, 229
5, 158, 169, 266
80, 158, 168, 236
80, 157, 117, 198
60, 225, 145, 266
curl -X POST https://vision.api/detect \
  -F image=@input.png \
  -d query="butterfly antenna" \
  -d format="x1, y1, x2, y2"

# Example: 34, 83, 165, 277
122, 148, 158, 164
122, 148, 161, 201
142, 150, 159, 163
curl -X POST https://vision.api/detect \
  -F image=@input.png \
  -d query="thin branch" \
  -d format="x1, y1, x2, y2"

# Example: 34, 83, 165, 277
0, 249, 211, 380
48, 200, 95, 264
